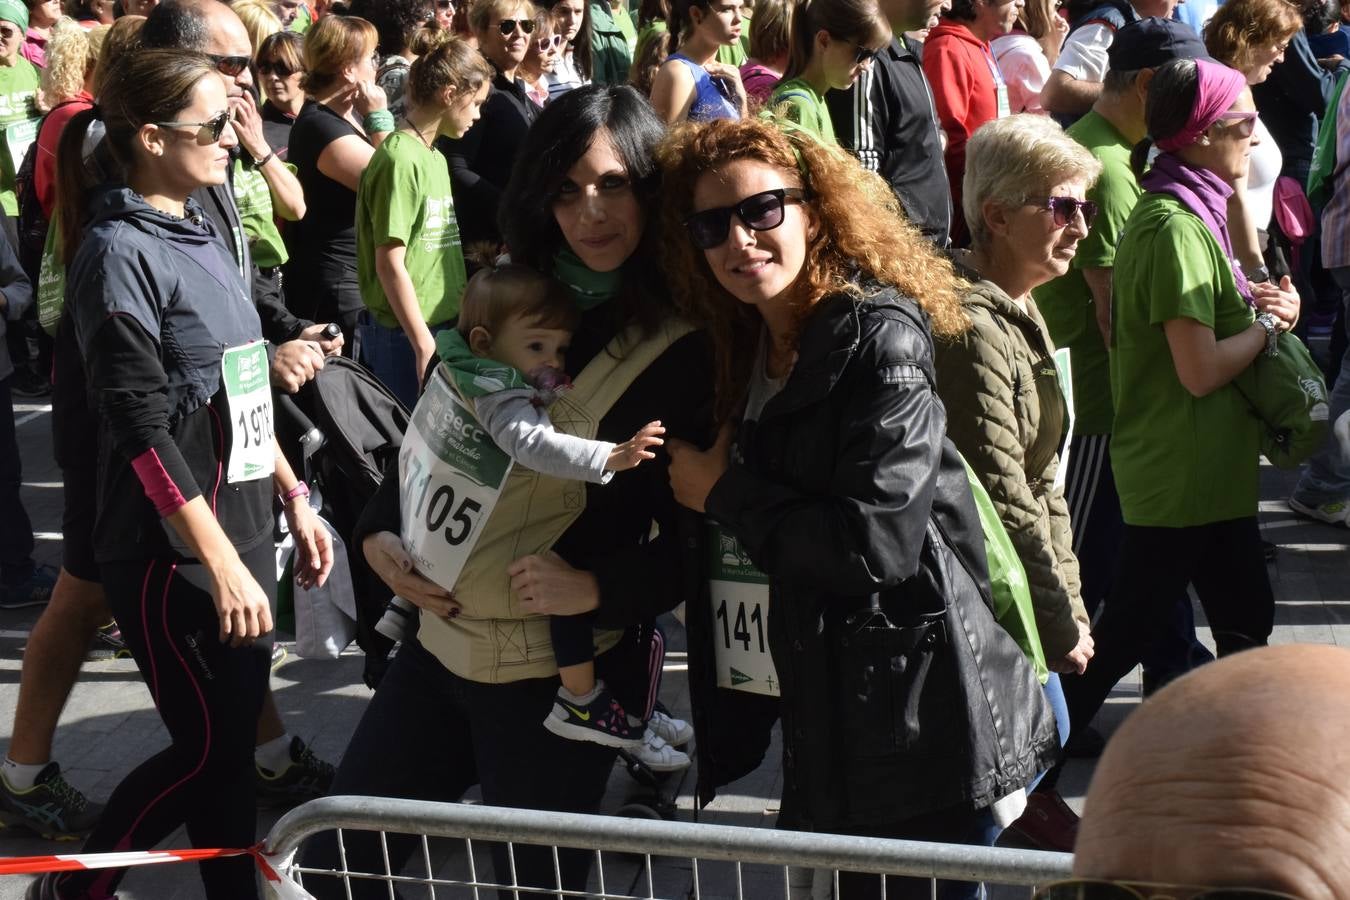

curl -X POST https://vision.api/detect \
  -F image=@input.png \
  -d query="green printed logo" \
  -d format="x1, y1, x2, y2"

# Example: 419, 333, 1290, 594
412, 379, 511, 488
709, 526, 765, 583
729, 667, 752, 686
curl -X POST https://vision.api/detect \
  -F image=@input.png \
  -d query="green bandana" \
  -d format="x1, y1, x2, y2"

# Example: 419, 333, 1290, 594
434, 329, 530, 401
552, 249, 622, 311
0, 0, 28, 31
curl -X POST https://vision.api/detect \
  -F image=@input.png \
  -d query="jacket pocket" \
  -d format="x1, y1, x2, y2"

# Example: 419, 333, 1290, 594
833, 606, 953, 757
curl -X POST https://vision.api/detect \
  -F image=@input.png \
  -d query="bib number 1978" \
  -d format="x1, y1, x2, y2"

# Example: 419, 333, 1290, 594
222, 340, 275, 484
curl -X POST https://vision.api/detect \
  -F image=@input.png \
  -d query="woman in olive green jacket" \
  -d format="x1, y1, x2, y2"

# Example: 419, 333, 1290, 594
934, 113, 1100, 674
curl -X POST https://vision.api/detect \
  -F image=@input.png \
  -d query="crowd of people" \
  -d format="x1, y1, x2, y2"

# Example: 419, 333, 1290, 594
0, 0, 1338, 893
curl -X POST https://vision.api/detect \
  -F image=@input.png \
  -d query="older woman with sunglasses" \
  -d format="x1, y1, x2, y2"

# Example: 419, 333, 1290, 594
1060, 58, 1300, 746
662, 116, 1057, 900
520, 9, 562, 106
441, 0, 539, 249
934, 113, 1098, 701
256, 30, 305, 158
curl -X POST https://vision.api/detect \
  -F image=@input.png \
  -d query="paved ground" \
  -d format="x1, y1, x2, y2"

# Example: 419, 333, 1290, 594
0, 396, 1345, 899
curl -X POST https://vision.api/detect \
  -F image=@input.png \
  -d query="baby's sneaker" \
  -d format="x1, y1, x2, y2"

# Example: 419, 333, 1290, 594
631, 727, 692, 773
544, 680, 644, 748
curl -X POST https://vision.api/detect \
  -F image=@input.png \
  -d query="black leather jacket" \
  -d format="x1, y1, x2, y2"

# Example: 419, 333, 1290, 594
690, 286, 1058, 831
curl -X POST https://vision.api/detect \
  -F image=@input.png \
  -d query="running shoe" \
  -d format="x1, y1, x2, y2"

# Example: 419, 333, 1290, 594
1288, 496, 1350, 527
543, 680, 644, 748
256, 736, 335, 807
0, 565, 57, 610
630, 727, 691, 772
647, 708, 694, 747
0, 763, 103, 841
85, 620, 130, 661
1006, 789, 1079, 852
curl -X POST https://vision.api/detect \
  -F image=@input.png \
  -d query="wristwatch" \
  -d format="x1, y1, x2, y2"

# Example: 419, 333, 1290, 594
279, 480, 311, 504
1244, 263, 1271, 284
1254, 312, 1280, 358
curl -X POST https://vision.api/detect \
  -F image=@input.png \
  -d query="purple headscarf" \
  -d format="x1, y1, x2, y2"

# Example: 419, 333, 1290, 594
1154, 59, 1248, 154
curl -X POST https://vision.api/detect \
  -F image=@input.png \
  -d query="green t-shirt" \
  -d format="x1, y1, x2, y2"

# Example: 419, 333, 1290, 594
716, 36, 747, 67
232, 157, 290, 269
1031, 111, 1140, 437
288, 5, 312, 32
0, 59, 40, 217
356, 131, 467, 330
1109, 193, 1261, 528
767, 77, 836, 145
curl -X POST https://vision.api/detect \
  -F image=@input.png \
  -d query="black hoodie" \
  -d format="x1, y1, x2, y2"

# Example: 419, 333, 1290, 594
69, 186, 272, 563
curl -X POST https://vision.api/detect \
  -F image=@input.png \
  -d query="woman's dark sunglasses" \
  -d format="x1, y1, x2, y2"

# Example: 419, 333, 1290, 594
209, 53, 252, 77
1033, 196, 1099, 229
156, 109, 232, 144
257, 58, 298, 77
684, 188, 807, 250
498, 17, 536, 34
1034, 879, 1300, 900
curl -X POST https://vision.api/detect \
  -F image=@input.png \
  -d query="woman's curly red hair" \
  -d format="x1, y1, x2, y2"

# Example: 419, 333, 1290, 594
655, 117, 968, 420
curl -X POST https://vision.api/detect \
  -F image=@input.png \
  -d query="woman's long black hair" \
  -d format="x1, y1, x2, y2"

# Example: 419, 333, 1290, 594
498, 84, 671, 338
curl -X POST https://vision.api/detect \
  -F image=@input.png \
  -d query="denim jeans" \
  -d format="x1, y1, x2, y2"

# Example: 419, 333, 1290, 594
1291, 266, 1350, 507
357, 312, 449, 411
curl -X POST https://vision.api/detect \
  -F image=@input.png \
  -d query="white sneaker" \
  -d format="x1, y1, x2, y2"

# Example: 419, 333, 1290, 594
648, 708, 694, 746
630, 728, 691, 773
1288, 496, 1350, 527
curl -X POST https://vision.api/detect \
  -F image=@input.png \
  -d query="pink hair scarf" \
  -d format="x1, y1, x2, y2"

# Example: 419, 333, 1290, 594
1154, 58, 1248, 153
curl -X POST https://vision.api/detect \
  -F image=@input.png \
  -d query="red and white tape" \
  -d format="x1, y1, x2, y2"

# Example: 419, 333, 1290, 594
0, 845, 314, 899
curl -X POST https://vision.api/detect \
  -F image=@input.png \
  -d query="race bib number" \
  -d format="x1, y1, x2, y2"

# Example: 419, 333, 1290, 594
222, 340, 274, 483
399, 368, 512, 592
709, 523, 778, 697
3, 117, 38, 173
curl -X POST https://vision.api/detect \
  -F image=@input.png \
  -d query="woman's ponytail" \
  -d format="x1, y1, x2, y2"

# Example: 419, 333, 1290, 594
54, 106, 101, 266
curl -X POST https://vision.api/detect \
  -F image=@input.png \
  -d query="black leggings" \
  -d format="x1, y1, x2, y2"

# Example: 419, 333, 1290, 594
300, 638, 623, 900
57, 544, 274, 900
1062, 516, 1274, 733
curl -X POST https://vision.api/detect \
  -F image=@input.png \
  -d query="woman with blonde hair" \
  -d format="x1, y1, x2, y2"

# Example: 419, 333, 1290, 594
231, 0, 283, 53
442, 0, 540, 248
661, 115, 1056, 900
286, 13, 390, 347
990, 0, 1068, 113
33, 18, 96, 218
1204, 0, 1302, 279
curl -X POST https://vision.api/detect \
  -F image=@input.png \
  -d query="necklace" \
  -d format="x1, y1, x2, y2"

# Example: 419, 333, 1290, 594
402, 115, 436, 148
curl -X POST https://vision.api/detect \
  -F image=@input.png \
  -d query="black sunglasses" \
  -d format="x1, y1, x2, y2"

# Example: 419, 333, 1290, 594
1032, 196, 1098, 229
846, 38, 883, 65
684, 188, 807, 250
1034, 880, 1301, 900
498, 17, 536, 34
209, 53, 252, 77
436, 0, 453, 8
257, 58, 298, 77
155, 109, 232, 144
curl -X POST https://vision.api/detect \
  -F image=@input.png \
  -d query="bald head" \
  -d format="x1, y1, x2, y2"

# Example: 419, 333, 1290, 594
141, 0, 254, 91
1075, 645, 1350, 899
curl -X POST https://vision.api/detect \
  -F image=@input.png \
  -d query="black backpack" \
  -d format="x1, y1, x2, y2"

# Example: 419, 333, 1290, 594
14, 122, 46, 282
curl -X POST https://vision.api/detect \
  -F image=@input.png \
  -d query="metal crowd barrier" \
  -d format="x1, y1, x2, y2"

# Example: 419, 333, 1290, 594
262, 795, 1074, 899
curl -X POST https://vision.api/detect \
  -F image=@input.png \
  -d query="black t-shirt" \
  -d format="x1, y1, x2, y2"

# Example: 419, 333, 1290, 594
260, 101, 297, 162
287, 101, 367, 272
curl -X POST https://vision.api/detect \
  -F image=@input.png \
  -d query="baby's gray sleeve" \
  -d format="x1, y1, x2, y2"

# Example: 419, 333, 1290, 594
474, 390, 616, 484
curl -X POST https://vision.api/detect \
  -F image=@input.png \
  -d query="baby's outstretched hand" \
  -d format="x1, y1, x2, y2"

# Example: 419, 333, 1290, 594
607, 421, 665, 472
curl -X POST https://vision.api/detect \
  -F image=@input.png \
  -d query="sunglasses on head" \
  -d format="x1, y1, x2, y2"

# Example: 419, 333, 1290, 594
684, 187, 807, 250
534, 33, 563, 51
498, 17, 536, 34
1033, 880, 1301, 900
209, 53, 252, 77
1030, 195, 1098, 229
156, 109, 232, 144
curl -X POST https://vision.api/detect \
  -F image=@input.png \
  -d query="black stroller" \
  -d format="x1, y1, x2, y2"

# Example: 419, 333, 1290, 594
274, 356, 409, 688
